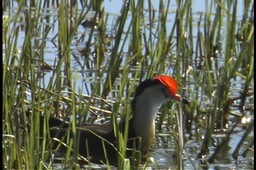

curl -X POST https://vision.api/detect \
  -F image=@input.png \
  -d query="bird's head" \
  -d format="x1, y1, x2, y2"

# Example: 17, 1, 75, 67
133, 75, 185, 107
154, 75, 181, 101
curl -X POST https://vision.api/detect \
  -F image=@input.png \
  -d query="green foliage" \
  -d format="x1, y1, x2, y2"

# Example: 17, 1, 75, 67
3, 0, 254, 169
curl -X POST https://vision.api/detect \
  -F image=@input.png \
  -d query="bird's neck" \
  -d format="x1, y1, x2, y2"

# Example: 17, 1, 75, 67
131, 94, 162, 153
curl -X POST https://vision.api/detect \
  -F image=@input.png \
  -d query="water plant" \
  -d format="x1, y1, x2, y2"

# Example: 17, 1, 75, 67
3, 0, 254, 169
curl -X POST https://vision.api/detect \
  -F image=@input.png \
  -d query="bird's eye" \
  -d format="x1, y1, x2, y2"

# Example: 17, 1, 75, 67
161, 87, 169, 98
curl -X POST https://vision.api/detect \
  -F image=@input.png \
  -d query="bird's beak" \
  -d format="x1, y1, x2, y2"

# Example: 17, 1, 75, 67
174, 94, 182, 100
175, 94, 189, 104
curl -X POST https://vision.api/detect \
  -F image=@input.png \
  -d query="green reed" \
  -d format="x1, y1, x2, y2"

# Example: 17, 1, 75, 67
3, 0, 254, 169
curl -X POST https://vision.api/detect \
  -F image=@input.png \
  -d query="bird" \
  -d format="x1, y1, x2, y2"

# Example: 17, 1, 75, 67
41, 75, 187, 165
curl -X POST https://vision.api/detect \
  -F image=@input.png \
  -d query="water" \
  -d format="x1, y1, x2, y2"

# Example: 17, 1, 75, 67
3, 1, 254, 169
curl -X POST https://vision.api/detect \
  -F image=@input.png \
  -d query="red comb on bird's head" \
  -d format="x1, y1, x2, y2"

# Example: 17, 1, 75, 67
154, 75, 181, 100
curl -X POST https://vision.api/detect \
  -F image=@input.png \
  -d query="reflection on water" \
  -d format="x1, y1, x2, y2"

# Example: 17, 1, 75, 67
3, 1, 253, 169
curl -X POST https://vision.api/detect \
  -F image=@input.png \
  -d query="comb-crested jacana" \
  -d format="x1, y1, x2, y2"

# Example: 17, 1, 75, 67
42, 75, 186, 164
